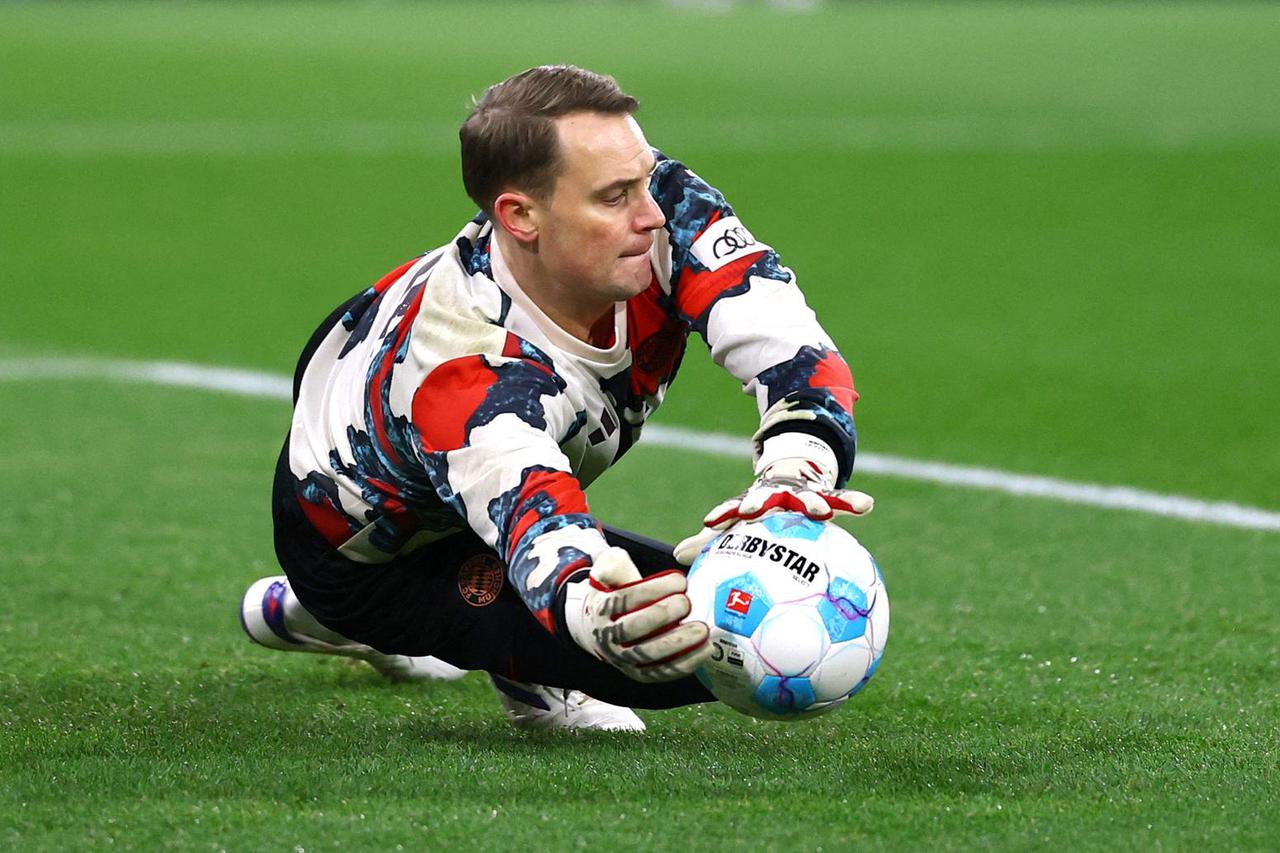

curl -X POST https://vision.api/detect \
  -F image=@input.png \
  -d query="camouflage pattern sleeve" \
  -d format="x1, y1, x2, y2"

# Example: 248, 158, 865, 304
649, 153, 859, 486
410, 333, 609, 633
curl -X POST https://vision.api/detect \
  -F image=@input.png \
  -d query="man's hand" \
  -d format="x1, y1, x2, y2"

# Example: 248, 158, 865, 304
563, 548, 712, 683
673, 433, 873, 566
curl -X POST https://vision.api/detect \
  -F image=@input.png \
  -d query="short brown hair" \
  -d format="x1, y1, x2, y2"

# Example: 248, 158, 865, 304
459, 65, 639, 216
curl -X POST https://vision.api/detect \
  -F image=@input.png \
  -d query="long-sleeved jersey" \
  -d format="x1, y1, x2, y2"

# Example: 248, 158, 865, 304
287, 151, 858, 632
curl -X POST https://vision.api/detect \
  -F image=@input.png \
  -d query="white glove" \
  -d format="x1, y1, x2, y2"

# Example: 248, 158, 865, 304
563, 547, 712, 683
674, 432, 873, 565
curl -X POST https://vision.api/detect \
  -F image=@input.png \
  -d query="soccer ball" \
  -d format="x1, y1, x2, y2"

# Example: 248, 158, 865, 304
685, 512, 889, 721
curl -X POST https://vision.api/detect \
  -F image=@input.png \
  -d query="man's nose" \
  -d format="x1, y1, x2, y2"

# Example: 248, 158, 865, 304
635, 192, 666, 232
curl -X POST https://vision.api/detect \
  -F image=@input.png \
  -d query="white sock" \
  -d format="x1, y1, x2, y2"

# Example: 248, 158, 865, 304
281, 585, 354, 646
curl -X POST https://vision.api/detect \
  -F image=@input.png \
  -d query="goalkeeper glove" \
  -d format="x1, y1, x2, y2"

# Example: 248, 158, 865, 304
673, 432, 873, 565
562, 547, 712, 683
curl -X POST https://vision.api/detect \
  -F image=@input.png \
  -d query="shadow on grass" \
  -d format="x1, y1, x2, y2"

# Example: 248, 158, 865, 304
2, 665, 1176, 805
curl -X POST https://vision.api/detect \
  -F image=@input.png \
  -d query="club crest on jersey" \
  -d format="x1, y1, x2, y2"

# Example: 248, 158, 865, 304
457, 554, 504, 607
690, 216, 772, 272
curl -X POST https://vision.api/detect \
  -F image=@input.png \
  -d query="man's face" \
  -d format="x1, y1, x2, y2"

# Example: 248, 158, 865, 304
531, 112, 666, 303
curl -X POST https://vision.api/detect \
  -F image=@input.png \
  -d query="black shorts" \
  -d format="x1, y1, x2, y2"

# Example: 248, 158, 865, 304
271, 295, 713, 710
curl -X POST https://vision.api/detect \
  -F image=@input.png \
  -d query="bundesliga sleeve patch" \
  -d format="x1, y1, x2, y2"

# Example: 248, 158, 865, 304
689, 216, 772, 272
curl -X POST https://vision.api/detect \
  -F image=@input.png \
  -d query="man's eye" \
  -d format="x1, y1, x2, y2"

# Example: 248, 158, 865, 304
604, 190, 627, 206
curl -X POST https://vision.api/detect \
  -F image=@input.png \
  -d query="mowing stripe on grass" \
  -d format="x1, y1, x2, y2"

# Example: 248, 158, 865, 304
1, 115, 1274, 158
3, 354, 1277, 532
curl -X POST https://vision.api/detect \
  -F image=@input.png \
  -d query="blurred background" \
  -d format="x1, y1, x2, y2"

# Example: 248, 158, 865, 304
2, 0, 1277, 505
3, 4, 1279, 847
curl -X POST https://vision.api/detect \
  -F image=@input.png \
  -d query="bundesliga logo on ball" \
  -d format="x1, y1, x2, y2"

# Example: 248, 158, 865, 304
686, 513, 889, 721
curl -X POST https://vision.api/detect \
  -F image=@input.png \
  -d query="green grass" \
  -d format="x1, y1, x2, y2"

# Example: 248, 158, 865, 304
2, 381, 1277, 849
2, 1, 1278, 849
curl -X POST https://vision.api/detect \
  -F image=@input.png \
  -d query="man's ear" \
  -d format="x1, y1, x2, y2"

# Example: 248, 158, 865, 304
492, 191, 539, 245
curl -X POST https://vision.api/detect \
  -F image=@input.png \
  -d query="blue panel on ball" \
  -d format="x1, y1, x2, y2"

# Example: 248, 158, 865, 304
713, 573, 773, 637
848, 652, 883, 697
817, 576, 869, 643
754, 675, 816, 714
760, 512, 826, 542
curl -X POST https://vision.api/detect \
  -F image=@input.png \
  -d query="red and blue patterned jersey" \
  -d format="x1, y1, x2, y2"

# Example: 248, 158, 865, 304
288, 151, 858, 633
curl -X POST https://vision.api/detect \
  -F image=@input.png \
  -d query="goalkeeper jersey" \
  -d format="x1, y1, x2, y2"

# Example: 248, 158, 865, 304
287, 151, 859, 632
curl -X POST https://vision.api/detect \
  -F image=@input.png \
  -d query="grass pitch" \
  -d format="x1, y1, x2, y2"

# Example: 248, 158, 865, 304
2, 2, 1278, 849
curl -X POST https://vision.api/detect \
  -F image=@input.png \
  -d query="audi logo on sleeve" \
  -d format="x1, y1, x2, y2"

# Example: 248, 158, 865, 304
689, 216, 773, 272
712, 226, 757, 258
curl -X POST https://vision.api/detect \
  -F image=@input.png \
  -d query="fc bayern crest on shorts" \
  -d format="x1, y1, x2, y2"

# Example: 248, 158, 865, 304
457, 555, 505, 607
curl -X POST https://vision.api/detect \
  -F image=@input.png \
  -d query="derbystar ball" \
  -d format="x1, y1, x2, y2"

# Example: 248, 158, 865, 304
685, 512, 889, 721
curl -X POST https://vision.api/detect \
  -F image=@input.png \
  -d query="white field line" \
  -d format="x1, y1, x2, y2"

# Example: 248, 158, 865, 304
2, 354, 1278, 533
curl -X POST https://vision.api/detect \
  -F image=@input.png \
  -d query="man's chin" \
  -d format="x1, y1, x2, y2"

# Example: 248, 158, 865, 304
618, 257, 654, 294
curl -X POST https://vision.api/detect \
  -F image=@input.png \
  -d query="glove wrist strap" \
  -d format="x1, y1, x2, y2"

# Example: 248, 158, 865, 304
755, 431, 839, 488
561, 578, 594, 654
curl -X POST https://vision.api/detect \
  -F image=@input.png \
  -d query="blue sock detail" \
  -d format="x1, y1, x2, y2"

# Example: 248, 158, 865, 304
262, 581, 303, 645
490, 675, 552, 711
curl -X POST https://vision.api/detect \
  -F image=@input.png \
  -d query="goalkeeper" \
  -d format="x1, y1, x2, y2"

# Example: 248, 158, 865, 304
240, 65, 871, 731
